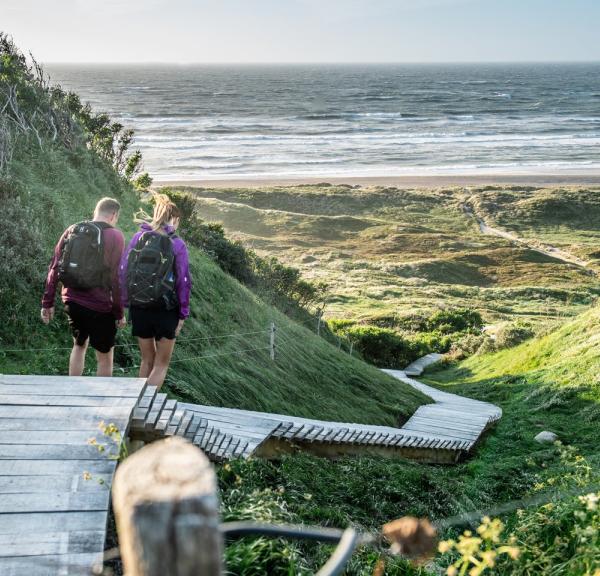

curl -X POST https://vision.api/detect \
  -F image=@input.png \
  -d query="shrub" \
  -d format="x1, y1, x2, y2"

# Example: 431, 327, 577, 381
426, 308, 484, 334
343, 325, 420, 368
495, 321, 535, 350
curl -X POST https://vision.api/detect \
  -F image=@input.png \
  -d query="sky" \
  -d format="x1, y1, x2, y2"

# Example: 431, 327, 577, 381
2, 0, 599, 63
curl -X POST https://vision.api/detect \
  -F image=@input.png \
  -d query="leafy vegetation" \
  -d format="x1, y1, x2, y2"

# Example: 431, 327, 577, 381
170, 184, 600, 336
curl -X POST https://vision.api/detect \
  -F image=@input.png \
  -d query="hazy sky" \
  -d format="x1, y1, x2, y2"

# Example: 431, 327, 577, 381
3, 0, 599, 63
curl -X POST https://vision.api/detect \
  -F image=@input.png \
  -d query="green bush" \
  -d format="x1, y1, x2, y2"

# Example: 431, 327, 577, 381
495, 321, 535, 350
426, 308, 484, 334
343, 325, 420, 368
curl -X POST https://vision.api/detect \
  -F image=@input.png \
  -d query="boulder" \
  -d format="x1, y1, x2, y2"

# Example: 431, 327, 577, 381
534, 431, 558, 444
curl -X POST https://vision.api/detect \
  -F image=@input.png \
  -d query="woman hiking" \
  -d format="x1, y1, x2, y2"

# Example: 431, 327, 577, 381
120, 194, 191, 389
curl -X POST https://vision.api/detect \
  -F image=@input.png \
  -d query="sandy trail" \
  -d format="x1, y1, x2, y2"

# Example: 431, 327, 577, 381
462, 201, 594, 273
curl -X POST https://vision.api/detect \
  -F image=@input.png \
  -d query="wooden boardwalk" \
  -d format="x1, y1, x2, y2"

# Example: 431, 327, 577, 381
0, 374, 146, 576
0, 361, 501, 573
129, 359, 501, 464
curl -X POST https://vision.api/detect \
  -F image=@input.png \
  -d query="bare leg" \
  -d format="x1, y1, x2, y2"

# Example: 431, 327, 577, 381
137, 338, 157, 379
147, 338, 176, 390
96, 349, 114, 377
69, 339, 88, 376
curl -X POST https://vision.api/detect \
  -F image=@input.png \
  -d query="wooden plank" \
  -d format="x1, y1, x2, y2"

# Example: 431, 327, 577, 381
401, 423, 474, 442
175, 412, 193, 437
144, 392, 167, 430
0, 459, 116, 476
0, 405, 133, 420
0, 553, 103, 576
0, 510, 108, 534
0, 374, 146, 387
184, 414, 203, 441
166, 409, 185, 436
0, 444, 120, 460
183, 406, 281, 431
0, 492, 110, 514
0, 530, 105, 557
0, 474, 112, 493
0, 384, 146, 397
0, 430, 101, 445
0, 394, 138, 407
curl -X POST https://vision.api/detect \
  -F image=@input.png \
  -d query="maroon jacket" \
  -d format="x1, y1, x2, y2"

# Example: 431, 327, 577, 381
42, 223, 125, 319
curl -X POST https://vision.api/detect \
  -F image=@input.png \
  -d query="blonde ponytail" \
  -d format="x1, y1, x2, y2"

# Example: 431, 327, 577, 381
135, 193, 181, 231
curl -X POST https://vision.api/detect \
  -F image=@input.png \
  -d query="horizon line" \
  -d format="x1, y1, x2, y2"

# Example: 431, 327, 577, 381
43, 60, 600, 66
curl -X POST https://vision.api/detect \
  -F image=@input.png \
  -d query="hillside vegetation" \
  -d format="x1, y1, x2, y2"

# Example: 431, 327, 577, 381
218, 297, 600, 575
168, 184, 599, 329
0, 35, 427, 424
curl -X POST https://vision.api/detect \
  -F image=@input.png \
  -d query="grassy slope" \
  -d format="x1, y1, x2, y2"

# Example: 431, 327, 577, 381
165, 184, 599, 328
0, 145, 427, 424
219, 300, 600, 574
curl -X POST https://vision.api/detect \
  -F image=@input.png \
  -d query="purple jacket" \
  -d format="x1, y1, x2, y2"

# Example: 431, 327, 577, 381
119, 223, 192, 319
42, 224, 125, 319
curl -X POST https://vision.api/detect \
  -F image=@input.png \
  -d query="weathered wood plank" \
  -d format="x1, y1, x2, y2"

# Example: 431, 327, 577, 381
0, 458, 117, 476
0, 444, 120, 460
0, 530, 106, 557
0, 474, 112, 493
0, 510, 108, 534
0, 491, 110, 514
0, 553, 103, 576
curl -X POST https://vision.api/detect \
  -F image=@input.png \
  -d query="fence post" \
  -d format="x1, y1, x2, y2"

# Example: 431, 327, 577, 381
112, 437, 222, 576
270, 321, 276, 361
349, 341, 354, 356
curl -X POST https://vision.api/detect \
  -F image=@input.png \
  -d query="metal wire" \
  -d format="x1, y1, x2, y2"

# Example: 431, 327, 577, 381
221, 522, 368, 576
0, 329, 270, 354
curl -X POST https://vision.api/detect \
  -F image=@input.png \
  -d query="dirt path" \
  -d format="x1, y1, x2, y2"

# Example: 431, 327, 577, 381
461, 200, 595, 273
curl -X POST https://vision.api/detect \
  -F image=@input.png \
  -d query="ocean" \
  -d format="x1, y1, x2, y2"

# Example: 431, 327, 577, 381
46, 63, 600, 181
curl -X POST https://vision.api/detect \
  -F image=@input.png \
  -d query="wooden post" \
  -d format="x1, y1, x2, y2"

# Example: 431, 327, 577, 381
270, 321, 276, 361
112, 437, 222, 576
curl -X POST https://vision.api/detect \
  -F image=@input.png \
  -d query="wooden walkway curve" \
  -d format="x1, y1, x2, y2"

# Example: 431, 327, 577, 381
0, 359, 501, 574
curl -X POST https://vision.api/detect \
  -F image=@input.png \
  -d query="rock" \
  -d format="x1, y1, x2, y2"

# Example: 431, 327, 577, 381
534, 431, 558, 444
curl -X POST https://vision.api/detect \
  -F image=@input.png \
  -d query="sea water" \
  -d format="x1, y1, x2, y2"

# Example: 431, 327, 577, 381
46, 63, 600, 180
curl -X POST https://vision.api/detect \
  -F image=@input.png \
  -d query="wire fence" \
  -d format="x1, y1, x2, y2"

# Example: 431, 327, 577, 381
0, 314, 357, 369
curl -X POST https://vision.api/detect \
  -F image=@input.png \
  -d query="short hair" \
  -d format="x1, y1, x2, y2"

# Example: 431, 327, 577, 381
94, 197, 121, 217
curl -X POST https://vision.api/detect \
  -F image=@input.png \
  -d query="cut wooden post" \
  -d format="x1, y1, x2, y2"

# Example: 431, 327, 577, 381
112, 437, 222, 576
270, 321, 276, 361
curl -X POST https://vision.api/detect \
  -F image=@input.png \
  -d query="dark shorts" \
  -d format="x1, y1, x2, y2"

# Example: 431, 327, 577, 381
64, 301, 117, 353
130, 306, 180, 341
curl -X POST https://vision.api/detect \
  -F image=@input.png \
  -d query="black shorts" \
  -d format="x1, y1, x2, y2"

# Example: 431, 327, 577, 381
64, 301, 117, 354
130, 306, 180, 341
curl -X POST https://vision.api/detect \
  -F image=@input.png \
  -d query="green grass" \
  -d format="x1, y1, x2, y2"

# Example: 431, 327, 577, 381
217, 302, 600, 574
164, 184, 600, 330
0, 144, 428, 424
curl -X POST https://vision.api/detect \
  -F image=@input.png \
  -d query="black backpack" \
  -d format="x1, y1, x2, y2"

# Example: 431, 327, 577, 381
58, 221, 111, 290
127, 231, 178, 309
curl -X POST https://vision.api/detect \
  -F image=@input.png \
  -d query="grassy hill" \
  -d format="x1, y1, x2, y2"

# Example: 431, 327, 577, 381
217, 295, 600, 575
164, 184, 600, 330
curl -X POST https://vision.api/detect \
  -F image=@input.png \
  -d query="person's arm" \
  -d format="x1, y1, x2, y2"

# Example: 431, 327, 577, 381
174, 239, 192, 320
41, 229, 69, 321
105, 229, 125, 320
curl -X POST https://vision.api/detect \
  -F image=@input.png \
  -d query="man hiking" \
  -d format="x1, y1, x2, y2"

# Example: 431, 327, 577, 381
41, 197, 126, 376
